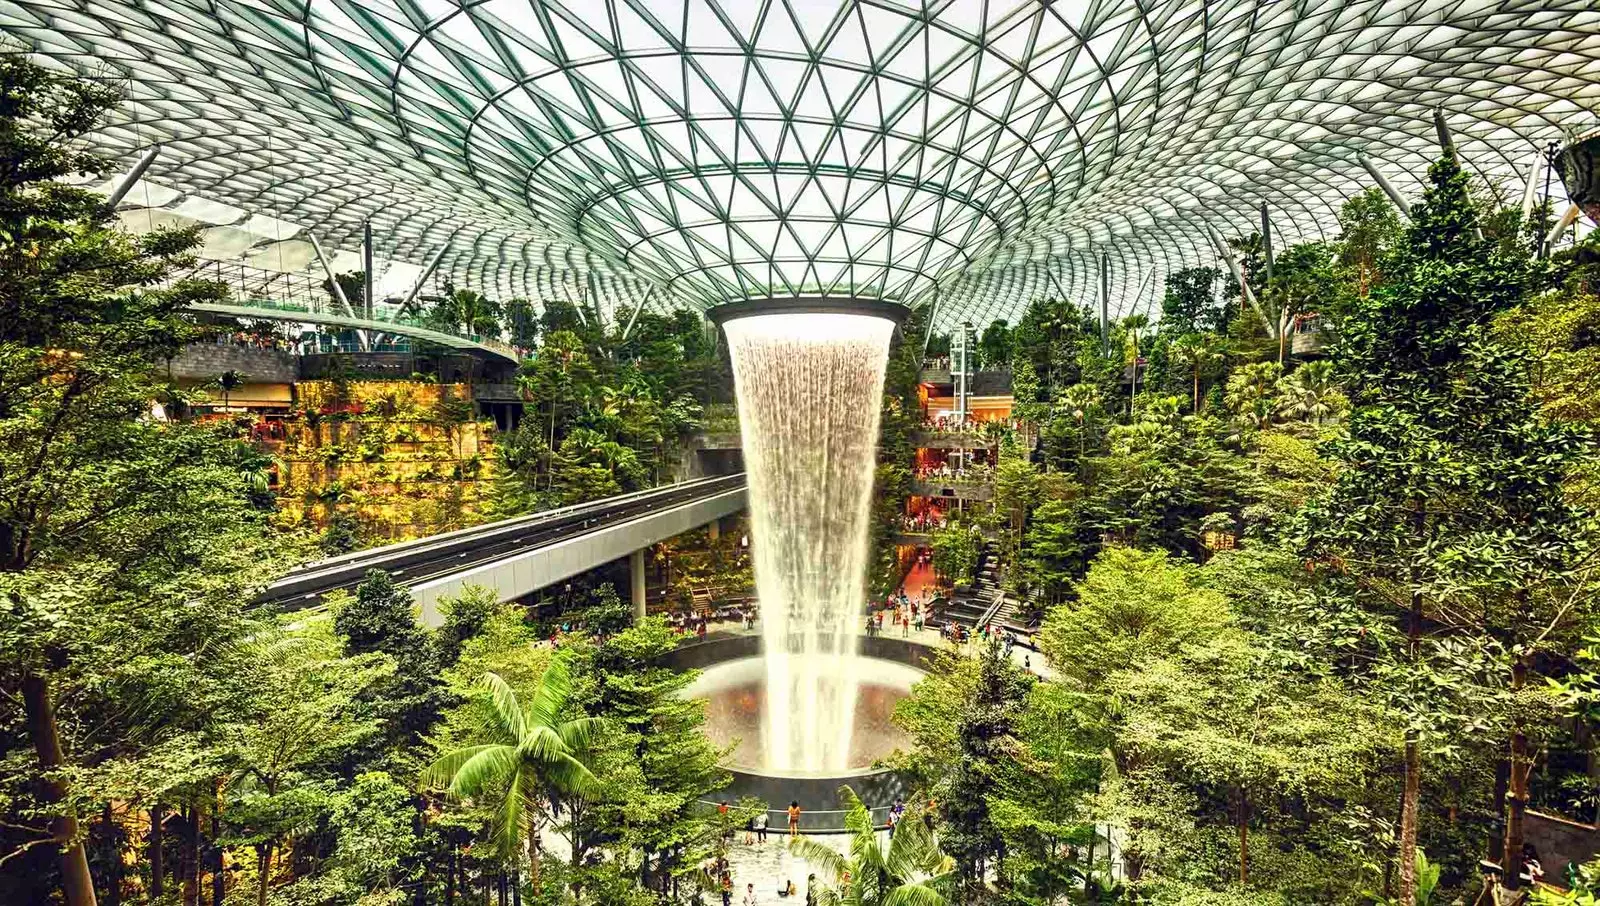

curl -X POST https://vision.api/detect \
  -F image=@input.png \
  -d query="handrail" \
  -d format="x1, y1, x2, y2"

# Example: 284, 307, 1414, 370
261, 473, 747, 604
175, 260, 522, 361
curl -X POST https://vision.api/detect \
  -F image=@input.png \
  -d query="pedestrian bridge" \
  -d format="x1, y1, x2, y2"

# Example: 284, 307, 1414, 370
190, 300, 520, 366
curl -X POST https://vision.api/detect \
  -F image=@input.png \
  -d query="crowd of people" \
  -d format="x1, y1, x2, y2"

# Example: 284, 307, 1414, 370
201, 328, 294, 351
865, 591, 927, 637
668, 604, 758, 640
899, 511, 947, 532
913, 462, 993, 481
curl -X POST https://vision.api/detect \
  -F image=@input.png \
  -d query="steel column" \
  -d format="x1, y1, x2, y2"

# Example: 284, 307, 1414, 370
102, 145, 162, 212
1358, 154, 1413, 217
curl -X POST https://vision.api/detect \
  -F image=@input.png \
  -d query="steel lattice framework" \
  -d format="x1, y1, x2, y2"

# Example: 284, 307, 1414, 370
4, 0, 1598, 329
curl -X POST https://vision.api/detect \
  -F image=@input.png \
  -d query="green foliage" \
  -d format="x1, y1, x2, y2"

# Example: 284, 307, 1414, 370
427, 283, 505, 337
789, 786, 953, 906
1161, 267, 1226, 335
0, 55, 294, 903
930, 522, 982, 587
422, 660, 600, 861
1039, 546, 1231, 690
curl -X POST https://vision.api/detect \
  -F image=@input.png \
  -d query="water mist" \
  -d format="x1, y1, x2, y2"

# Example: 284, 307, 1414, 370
722, 310, 894, 773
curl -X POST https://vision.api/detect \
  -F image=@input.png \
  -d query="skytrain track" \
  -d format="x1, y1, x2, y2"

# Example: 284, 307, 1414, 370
260, 473, 746, 609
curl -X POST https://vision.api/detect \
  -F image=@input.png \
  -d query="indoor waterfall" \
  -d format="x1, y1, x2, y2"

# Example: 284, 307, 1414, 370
723, 310, 895, 773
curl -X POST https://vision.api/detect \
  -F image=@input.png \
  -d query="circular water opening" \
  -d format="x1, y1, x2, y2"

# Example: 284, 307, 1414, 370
682, 655, 922, 776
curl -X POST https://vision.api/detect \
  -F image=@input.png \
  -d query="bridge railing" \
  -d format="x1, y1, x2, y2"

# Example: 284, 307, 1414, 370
175, 260, 523, 359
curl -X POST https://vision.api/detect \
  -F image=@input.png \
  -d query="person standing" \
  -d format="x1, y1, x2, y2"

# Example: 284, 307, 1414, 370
753, 809, 768, 844
788, 800, 802, 838
743, 883, 758, 906
721, 874, 733, 906
805, 874, 817, 906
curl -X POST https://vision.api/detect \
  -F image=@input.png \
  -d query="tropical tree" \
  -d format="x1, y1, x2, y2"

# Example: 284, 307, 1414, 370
1297, 148, 1586, 901
789, 786, 954, 906
930, 523, 981, 588
429, 283, 504, 338
228, 626, 390, 906
1170, 332, 1227, 413
1160, 266, 1226, 334
1224, 361, 1284, 440
0, 56, 285, 906
217, 369, 246, 414
1274, 360, 1345, 425
421, 660, 601, 886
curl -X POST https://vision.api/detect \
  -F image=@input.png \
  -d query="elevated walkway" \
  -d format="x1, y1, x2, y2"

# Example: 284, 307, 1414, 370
189, 300, 520, 365
262, 474, 746, 625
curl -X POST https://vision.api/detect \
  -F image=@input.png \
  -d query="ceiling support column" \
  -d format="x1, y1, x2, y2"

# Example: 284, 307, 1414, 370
362, 221, 375, 320
1099, 253, 1110, 356
1205, 224, 1276, 339
400, 245, 449, 314
1358, 154, 1413, 218
102, 145, 161, 213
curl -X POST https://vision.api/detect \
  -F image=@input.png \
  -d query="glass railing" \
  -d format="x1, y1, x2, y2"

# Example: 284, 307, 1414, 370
177, 261, 524, 359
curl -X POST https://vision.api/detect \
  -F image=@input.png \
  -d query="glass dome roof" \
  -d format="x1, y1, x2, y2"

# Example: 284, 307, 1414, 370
4, 0, 1597, 328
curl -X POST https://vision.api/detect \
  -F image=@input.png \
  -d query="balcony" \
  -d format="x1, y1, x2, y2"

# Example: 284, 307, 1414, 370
911, 428, 993, 450
1290, 315, 1327, 357
910, 473, 994, 501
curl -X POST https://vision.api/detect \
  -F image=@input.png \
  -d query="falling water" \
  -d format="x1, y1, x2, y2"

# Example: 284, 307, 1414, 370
723, 311, 895, 773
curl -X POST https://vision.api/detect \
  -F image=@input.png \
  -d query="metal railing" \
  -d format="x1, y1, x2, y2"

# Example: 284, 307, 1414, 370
175, 260, 523, 359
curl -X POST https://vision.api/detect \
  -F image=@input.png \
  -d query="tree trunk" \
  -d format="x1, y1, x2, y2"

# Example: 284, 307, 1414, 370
211, 802, 225, 906
1502, 654, 1532, 888
1490, 757, 1510, 859
150, 806, 165, 900
256, 842, 272, 906
1236, 788, 1250, 885
1398, 740, 1422, 905
1396, 534, 1424, 905
101, 803, 121, 906
1192, 367, 1200, 413
21, 671, 98, 906
446, 847, 456, 906
526, 825, 541, 892
182, 805, 198, 906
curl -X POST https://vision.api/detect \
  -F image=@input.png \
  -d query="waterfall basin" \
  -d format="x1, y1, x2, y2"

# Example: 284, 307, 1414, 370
683, 654, 921, 775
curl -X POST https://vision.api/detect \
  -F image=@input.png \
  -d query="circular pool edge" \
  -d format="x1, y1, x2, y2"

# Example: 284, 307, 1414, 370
662, 633, 936, 830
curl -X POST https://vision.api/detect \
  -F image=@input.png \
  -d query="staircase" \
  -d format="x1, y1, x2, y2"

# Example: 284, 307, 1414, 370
940, 542, 1002, 628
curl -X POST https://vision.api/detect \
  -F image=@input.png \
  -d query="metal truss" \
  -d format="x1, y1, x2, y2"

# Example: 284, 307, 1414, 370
4, 0, 1596, 329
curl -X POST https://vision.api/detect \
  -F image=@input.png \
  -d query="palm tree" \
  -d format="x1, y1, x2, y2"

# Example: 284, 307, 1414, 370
1057, 383, 1103, 458
421, 660, 601, 887
1170, 333, 1226, 413
217, 369, 246, 414
1275, 359, 1346, 425
790, 787, 954, 906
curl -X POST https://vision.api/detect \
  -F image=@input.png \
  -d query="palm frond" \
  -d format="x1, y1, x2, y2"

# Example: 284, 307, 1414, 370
420, 743, 507, 792
885, 815, 942, 878
881, 881, 950, 906
834, 786, 879, 871
556, 715, 603, 752
482, 671, 529, 742
542, 752, 601, 796
526, 656, 573, 727
490, 765, 526, 860
789, 835, 849, 882
445, 744, 521, 799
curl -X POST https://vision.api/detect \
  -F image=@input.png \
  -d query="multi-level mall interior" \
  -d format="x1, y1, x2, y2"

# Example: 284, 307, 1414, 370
3, 2, 1600, 904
